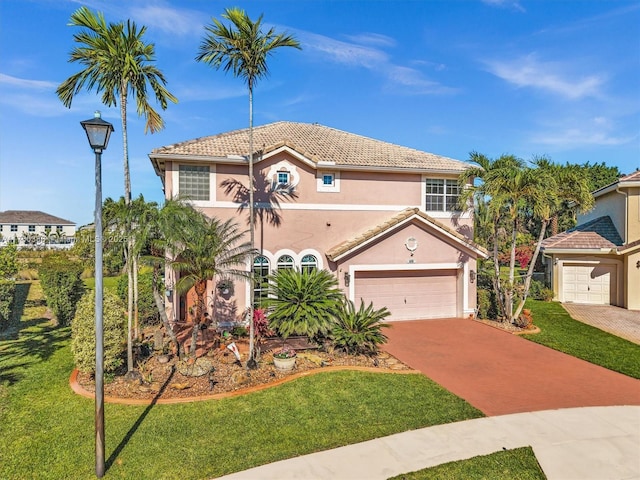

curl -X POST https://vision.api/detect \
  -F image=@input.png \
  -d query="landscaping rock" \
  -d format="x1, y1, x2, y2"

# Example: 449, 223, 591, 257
176, 357, 214, 377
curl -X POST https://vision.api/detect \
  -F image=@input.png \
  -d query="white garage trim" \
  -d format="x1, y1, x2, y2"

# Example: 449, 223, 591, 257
557, 258, 623, 305
347, 262, 473, 317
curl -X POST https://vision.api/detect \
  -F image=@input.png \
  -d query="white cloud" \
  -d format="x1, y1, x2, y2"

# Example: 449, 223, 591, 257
0, 73, 57, 90
531, 116, 634, 147
481, 0, 525, 13
343, 33, 396, 48
297, 29, 454, 95
485, 54, 606, 99
129, 4, 206, 37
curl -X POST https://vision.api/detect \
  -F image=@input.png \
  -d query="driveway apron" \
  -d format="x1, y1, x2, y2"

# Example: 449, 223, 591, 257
382, 318, 640, 416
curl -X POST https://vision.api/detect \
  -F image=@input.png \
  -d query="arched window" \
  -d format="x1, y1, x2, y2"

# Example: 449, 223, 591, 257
253, 256, 270, 307
301, 254, 318, 273
277, 255, 295, 270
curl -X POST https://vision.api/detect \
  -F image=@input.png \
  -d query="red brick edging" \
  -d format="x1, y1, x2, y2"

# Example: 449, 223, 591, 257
69, 366, 420, 406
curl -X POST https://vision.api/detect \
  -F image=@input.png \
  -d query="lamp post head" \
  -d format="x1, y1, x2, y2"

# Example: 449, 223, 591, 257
80, 111, 114, 153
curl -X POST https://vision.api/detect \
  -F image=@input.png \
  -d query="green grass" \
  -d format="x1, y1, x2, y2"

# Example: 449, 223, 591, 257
83, 275, 121, 292
0, 281, 483, 480
389, 447, 546, 480
523, 299, 640, 379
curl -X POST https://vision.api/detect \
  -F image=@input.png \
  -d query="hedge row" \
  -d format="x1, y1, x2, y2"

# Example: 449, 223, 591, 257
38, 252, 84, 326
0, 280, 15, 330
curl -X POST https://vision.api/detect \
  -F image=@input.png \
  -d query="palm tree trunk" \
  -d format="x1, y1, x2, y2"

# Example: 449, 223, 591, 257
247, 85, 256, 365
491, 222, 506, 320
505, 217, 518, 322
513, 219, 549, 321
133, 255, 139, 339
126, 257, 134, 371
152, 268, 182, 359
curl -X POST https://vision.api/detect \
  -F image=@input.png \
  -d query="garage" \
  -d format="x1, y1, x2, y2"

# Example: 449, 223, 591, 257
562, 264, 616, 305
354, 269, 458, 321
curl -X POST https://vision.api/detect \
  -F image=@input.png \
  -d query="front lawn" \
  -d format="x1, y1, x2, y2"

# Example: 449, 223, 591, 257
523, 299, 640, 379
389, 447, 546, 480
0, 282, 483, 479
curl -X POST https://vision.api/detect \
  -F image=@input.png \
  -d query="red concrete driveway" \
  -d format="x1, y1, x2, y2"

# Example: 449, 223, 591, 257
382, 318, 640, 416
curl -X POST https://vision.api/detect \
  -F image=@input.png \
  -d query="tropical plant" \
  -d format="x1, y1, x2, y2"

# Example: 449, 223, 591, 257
57, 5, 177, 371
332, 299, 391, 355
460, 153, 593, 323
0, 244, 18, 279
71, 290, 126, 374
196, 7, 301, 362
264, 268, 342, 343
38, 251, 85, 326
171, 214, 255, 356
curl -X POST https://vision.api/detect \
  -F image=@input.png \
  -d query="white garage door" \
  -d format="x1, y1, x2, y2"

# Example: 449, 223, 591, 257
354, 269, 458, 321
562, 264, 615, 305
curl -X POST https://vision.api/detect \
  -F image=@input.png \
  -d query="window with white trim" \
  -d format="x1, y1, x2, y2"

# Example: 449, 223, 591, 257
277, 171, 290, 185
10, 225, 17, 232
425, 178, 461, 212
300, 255, 318, 273
253, 256, 270, 307
277, 255, 295, 270
28, 225, 35, 232
179, 165, 210, 201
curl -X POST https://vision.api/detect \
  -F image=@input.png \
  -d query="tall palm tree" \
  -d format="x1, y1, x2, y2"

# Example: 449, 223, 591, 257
57, 6, 178, 372
511, 159, 593, 320
196, 7, 300, 362
171, 214, 256, 356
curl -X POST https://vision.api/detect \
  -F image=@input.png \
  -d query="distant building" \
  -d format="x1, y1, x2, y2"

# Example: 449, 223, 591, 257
0, 210, 76, 249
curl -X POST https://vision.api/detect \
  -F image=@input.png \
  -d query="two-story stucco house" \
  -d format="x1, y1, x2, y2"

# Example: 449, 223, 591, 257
150, 122, 487, 324
0, 210, 76, 248
541, 171, 640, 310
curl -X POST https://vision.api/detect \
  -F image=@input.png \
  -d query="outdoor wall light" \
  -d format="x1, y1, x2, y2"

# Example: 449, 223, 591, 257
636, 260, 640, 269
470, 270, 476, 283
344, 271, 351, 287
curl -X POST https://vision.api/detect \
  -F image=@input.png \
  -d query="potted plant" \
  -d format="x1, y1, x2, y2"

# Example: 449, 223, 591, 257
272, 345, 296, 371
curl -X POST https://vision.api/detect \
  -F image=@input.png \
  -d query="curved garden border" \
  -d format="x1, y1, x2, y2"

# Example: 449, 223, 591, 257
69, 366, 421, 406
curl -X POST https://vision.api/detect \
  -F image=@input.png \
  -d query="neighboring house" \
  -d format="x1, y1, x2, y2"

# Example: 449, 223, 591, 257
541, 171, 640, 310
149, 121, 487, 323
0, 210, 76, 249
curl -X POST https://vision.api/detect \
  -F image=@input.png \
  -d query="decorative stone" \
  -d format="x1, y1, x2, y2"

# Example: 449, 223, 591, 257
176, 357, 214, 377
231, 371, 250, 386
157, 354, 171, 364
297, 352, 323, 366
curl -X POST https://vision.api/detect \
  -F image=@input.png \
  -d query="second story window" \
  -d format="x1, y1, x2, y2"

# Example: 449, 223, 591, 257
277, 171, 290, 185
425, 178, 461, 212
28, 225, 36, 232
277, 255, 295, 270
56, 226, 64, 233
179, 165, 210, 201
11, 225, 17, 232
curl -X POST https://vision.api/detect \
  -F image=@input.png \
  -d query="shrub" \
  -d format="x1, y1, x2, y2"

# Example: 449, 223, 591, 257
0, 244, 18, 279
332, 299, 390, 355
528, 280, 554, 302
71, 290, 126, 374
539, 288, 554, 302
265, 268, 343, 341
38, 252, 84, 326
116, 272, 160, 327
477, 288, 491, 319
0, 280, 15, 330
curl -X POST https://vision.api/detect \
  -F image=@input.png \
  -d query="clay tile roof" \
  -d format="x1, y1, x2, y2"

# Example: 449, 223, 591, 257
326, 208, 488, 261
151, 121, 469, 172
0, 210, 75, 225
541, 216, 623, 250
620, 170, 640, 182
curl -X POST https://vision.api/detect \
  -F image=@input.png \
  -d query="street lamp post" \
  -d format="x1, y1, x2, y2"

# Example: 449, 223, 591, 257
80, 111, 113, 479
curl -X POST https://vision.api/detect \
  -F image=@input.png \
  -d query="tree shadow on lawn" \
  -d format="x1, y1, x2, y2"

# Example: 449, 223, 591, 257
105, 366, 176, 473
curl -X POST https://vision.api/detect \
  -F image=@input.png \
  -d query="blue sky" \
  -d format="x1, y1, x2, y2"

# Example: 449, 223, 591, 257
1, 0, 638, 226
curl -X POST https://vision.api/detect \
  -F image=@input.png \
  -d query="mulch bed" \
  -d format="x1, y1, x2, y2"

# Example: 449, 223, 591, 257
75, 329, 412, 403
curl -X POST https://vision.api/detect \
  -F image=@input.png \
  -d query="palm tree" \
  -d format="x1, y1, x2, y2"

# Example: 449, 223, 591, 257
170, 214, 255, 357
57, 6, 178, 372
196, 7, 301, 363
511, 159, 593, 320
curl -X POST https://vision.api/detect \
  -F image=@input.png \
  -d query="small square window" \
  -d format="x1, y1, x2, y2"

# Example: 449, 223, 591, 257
10, 225, 17, 232
322, 174, 334, 186
57, 226, 64, 233
277, 171, 290, 185
28, 225, 35, 232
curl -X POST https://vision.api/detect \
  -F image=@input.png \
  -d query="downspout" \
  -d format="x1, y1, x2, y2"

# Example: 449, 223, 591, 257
614, 185, 628, 246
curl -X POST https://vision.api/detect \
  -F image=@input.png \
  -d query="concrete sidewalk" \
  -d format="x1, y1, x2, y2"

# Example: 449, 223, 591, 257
218, 406, 640, 480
